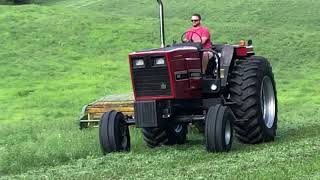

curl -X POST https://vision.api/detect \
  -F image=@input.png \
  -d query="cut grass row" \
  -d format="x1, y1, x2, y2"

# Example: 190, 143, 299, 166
2, 126, 320, 179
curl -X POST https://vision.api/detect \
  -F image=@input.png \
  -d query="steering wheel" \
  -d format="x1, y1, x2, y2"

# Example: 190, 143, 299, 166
181, 31, 203, 44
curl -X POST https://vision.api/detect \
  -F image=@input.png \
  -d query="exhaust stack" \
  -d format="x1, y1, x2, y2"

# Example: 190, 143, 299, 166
157, 0, 165, 48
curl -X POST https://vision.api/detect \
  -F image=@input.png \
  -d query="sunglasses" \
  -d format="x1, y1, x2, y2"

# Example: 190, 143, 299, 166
191, 19, 199, 22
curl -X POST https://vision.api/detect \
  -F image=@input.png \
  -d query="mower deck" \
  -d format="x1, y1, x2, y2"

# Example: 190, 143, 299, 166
79, 93, 134, 128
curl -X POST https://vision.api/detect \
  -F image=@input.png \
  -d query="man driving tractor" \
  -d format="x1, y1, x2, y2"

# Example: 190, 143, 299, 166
97, 1, 278, 154
185, 13, 214, 74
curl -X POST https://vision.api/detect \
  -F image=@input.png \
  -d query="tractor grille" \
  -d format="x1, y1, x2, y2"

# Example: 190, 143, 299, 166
133, 66, 171, 97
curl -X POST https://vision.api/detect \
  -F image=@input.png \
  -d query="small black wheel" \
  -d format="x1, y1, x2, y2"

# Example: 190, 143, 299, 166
99, 111, 130, 154
205, 105, 233, 152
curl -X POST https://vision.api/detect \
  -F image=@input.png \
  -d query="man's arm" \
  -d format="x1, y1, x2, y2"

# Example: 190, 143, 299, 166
184, 31, 192, 42
201, 37, 209, 45
199, 27, 211, 45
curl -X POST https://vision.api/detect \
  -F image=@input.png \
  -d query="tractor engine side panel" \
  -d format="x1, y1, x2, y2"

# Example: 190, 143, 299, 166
169, 50, 202, 99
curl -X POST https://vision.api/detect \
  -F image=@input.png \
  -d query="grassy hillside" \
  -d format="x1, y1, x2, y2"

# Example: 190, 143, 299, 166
0, 0, 319, 179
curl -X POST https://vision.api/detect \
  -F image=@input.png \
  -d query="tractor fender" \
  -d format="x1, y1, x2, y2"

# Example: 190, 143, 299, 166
219, 45, 235, 88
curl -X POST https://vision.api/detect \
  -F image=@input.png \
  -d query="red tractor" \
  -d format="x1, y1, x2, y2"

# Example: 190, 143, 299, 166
99, 0, 277, 153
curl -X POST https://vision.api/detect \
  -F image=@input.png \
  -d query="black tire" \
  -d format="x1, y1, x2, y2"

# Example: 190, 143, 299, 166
142, 127, 169, 148
205, 105, 233, 152
142, 123, 187, 148
168, 123, 188, 145
99, 111, 130, 154
229, 56, 278, 144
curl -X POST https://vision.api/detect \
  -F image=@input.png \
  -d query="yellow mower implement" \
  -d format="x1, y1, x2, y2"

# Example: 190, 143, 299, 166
79, 93, 134, 128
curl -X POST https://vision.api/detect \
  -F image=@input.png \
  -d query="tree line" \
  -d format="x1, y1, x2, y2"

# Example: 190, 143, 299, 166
3, 0, 31, 4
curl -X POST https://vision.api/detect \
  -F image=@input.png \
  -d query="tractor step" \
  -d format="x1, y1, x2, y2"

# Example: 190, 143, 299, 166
234, 118, 249, 123
223, 101, 237, 105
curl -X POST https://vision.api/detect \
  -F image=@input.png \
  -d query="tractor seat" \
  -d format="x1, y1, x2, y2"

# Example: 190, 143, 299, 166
212, 44, 225, 53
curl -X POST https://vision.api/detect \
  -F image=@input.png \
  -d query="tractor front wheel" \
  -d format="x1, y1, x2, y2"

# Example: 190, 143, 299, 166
99, 111, 130, 154
205, 105, 233, 152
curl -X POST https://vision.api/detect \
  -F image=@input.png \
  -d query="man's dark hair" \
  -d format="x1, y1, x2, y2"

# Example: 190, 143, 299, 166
192, 13, 202, 20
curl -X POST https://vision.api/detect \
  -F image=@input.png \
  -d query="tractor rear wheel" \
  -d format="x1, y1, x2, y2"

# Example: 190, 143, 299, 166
205, 105, 233, 152
142, 123, 187, 148
142, 127, 169, 148
168, 123, 188, 145
99, 111, 130, 154
229, 56, 278, 144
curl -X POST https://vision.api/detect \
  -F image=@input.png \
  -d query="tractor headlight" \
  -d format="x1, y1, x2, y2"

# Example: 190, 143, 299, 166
211, 84, 217, 91
153, 57, 166, 67
133, 58, 145, 68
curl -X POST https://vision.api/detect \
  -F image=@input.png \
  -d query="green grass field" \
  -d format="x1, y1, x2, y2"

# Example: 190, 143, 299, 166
0, 0, 320, 179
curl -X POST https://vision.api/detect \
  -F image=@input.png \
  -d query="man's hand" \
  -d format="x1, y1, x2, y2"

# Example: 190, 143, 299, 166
183, 38, 190, 42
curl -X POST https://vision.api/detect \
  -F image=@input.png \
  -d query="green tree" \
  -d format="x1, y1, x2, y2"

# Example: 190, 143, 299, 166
7, 0, 30, 4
